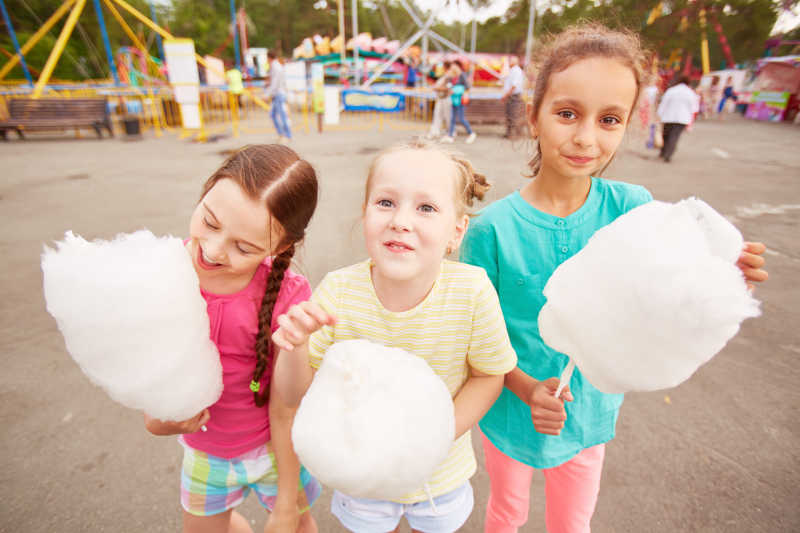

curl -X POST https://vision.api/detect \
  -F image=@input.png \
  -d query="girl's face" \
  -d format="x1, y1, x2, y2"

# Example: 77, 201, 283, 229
363, 149, 468, 287
532, 57, 637, 182
189, 178, 281, 292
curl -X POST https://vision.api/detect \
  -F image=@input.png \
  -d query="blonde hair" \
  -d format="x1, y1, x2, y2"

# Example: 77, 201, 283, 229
364, 139, 491, 217
528, 23, 651, 176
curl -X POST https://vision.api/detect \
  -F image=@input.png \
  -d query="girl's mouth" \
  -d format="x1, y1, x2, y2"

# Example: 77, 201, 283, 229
197, 245, 224, 270
384, 240, 413, 253
565, 155, 594, 165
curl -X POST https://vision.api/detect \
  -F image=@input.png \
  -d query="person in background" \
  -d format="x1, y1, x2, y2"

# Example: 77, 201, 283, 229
657, 74, 699, 163
265, 50, 292, 143
442, 61, 476, 144
226, 67, 244, 109
717, 75, 739, 119
428, 60, 453, 140
501, 55, 526, 139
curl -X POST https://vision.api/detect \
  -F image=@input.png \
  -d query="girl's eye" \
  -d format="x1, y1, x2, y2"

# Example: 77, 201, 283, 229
418, 204, 436, 213
377, 199, 394, 208
203, 217, 219, 230
601, 116, 622, 125
236, 244, 251, 254
557, 110, 576, 120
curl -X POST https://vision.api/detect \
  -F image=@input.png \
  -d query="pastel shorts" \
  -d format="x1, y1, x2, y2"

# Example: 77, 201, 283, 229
179, 438, 321, 517
331, 481, 474, 533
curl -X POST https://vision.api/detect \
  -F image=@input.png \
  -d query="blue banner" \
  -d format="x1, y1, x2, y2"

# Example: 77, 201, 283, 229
342, 89, 405, 112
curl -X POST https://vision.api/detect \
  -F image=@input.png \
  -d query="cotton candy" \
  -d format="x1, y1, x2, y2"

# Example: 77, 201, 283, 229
42, 230, 222, 421
292, 339, 455, 500
539, 197, 761, 395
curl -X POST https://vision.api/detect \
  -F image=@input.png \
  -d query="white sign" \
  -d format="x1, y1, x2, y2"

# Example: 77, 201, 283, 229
324, 86, 340, 125
164, 39, 202, 130
203, 55, 225, 86
285, 61, 308, 92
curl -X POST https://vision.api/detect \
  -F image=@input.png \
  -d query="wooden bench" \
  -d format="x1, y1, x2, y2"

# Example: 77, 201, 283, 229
0, 97, 114, 140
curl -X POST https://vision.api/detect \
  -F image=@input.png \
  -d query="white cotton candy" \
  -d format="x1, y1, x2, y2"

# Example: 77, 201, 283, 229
539, 197, 761, 395
42, 230, 222, 421
292, 339, 455, 500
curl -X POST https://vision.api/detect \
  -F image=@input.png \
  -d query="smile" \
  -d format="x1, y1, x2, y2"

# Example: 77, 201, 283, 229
197, 245, 224, 270
564, 155, 594, 165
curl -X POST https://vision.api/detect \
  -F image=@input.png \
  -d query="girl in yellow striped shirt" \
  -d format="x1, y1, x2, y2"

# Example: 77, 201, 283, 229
272, 141, 518, 533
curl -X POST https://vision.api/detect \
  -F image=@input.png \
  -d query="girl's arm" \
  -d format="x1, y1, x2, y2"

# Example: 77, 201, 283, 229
272, 300, 336, 407
143, 409, 209, 436
265, 379, 302, 533
452, 368, 504, 438
272, 343, 315, 407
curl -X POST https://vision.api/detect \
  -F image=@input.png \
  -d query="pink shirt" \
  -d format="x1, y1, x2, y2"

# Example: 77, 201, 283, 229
182, 258, 311, 458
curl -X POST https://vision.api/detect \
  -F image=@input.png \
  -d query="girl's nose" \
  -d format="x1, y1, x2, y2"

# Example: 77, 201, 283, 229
573, 121, 596, 148
204, 239, 227, 262
390, 209, 413, 232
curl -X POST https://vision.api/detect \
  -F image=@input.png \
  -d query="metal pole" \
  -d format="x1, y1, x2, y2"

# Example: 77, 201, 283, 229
93, 0, 119, 84
149, 1, 164, 62
524, 0, 535, 68
33, 0, 88, 97
0, 0, 33, 84
229, 0, 240, 70
363, 27, 426, 88
352, 0, 359, 84
470, 7, 477, 54
337, 0, 346, 79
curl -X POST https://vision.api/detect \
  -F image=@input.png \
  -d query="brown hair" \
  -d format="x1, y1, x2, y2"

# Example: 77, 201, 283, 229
364, 139, 490, 218
200, 144, 318, 407
527, 23, 650, 176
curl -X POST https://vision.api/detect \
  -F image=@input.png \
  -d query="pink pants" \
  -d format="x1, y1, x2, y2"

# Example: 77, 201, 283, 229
482, 432, 605, 533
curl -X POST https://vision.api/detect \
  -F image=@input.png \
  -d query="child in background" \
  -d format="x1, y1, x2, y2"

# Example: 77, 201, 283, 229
144, 145, 321, 533
272, 141, 517, 533
459, 25, 768, 533
442, 62, 477, 144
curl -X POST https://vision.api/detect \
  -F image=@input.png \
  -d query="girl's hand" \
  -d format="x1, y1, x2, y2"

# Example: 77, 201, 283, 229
528, 378, 573, 436
144, 409, 210, 436
273, 301, 337, 352
738, 241, 768, 291
265, 501, 299, 533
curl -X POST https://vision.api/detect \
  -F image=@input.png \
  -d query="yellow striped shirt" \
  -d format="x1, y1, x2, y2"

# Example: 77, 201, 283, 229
308, 259, 517, 503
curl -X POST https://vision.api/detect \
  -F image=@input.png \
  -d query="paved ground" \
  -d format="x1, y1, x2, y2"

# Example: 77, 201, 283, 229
1, 111, 798, 533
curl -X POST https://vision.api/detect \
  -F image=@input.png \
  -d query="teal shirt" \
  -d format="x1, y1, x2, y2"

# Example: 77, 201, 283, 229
460, 177, 653, 468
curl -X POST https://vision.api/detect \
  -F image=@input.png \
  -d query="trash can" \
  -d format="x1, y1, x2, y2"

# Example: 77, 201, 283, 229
123, 116, 141, 138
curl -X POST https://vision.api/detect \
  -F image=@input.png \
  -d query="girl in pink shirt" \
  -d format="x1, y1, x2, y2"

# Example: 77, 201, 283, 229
144, 145, 321, 533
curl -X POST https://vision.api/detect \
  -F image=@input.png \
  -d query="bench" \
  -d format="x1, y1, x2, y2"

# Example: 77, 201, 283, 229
0, 97, 114, 140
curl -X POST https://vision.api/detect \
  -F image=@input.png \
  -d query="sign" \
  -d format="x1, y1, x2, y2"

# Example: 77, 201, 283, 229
164, 39, 202, 130
311, 63, 324, 114
342, 89, 405, 112
745, 91, 791, 122
324, 86, 340, 125
285, 61, 307, 92
203, 55, 225, 86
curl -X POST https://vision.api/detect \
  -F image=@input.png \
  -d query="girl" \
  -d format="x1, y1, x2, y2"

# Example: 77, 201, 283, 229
144, 145, 322, 533
272, 141, 518, 533
442, 62, 477, 144
459, 25, 768, 533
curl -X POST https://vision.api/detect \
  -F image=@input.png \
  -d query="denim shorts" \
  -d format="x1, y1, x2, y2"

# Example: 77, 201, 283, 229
331, 481, 473, 533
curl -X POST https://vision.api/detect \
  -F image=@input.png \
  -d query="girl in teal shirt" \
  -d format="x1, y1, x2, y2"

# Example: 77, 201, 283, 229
460, 24, 768, 533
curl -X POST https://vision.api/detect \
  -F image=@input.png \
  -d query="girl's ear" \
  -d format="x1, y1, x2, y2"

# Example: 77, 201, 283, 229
449, 214, 470, 254
526, 102, 538, 139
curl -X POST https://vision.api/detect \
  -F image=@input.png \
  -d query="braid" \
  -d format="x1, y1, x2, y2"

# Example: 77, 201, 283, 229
252, 245, 295, 407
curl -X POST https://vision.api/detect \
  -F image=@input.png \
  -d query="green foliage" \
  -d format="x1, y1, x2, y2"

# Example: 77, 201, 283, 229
1, 0, 161, 80
0, 0, 783, 81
